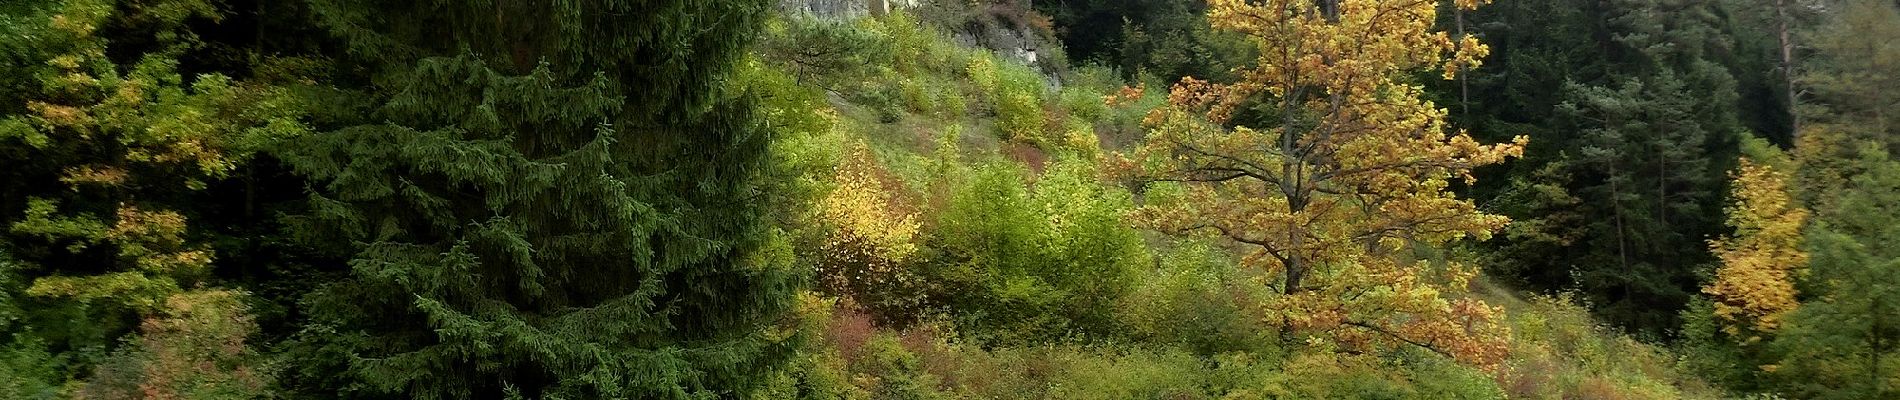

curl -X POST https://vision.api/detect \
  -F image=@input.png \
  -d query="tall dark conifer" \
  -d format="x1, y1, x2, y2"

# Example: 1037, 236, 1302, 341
1457, 0, 1749, 335
1557, 0, 1742, 335
275, 1, 795, 398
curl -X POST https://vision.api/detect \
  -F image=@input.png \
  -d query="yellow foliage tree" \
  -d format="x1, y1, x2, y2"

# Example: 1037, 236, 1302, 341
1704, 157, 1810, 341
816, 143, 928, 323
1115, 0, 1525, 369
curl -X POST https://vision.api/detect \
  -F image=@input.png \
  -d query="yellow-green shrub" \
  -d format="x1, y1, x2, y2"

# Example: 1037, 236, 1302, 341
966, 54, 1048, 143
815, 143, 933, 325
1495, 293, 1724, 400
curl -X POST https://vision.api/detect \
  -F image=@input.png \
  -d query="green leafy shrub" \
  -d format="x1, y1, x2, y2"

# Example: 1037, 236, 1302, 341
925, 160, 1143, 344
864, 11, 968, 78
757, 294, 873, 400
936, 344, 1215, 399
0, 251, 60, 400
966, 54, 1049, 143
1492, 293, 1723, 400
859, 78, 908, 123
75, 290, 272, 400
898, 75, 969, 119
1119, 241, 1279, 356
1058, 86, 1109, 124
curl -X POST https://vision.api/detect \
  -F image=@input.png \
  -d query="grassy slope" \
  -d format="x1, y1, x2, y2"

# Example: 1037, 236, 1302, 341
756, 11, 1724, 399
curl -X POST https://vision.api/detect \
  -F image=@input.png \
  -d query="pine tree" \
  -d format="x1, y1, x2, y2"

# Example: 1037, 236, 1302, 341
1449, 0, 1797, 336
1559, 67, 1735, 333
1800, 0, 1900, 152
1474, 0, 1746, 335
275, 1, 796, 398
1781, 0, 1900, 254
1451, 0, 1612, 294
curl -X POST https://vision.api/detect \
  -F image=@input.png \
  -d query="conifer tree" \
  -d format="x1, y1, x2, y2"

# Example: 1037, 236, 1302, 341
1449, 0, 1751, 336
276, 1, 795, 398
1771, 146, 1900, 399
1800, 0, 1900, 152
1504, 0, 1746, 334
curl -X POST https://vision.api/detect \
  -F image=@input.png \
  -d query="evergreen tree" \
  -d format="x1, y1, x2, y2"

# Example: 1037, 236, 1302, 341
1771, 146, 1900, 399
1800, 0, 1900, 152
1558, 68, 1734, 334
1031, 0, 1245, 81
1461, 0, 1749, 335
1452, 0, 1609, 292
275, 1, 796, 398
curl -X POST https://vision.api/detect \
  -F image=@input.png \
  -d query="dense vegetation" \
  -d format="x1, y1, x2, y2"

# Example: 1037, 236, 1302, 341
0, 0, 1894, 398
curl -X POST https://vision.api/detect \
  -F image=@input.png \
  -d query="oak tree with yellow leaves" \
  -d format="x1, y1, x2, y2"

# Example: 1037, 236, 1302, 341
1115, 0, 1525, 368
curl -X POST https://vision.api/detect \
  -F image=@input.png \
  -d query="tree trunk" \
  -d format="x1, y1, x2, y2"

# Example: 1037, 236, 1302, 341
1610, 164, 1631, 291
1456, 4, 1470, 121
1658, 144, 1668, 228
1776, 0, 1801, 137
1874, 301, 1888, 398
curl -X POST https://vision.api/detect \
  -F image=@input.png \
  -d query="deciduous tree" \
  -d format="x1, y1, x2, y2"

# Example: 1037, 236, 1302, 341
1704, 140, 1809, 341
1116, 0, 1523, 368
0, 0, 301, 392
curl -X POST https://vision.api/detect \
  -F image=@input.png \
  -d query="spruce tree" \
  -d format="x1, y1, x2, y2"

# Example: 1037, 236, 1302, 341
1559, 67, 1734, 334
275, 1, 795, 398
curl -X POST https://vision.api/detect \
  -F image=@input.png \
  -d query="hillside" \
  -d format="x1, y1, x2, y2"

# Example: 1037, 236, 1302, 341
3, 0, 1897, 398
746, 9, 1724, 399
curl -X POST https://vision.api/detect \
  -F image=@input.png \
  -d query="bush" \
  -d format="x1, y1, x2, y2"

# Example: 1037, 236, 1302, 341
924, 159, 1143, 344
1118, 240, 1279, 356
856, 78, 908, 124
898, 75, 968, 119
75, 290, 272, 400
904, 336, 1235, 399
967, 54, 1049, 143
0, 252, 61, 400
815, 144, 933, 326
756, 294, 876, 400
1059, 85, 1109, 123
863, 11, 967, 78
1493, 293, 1723, 400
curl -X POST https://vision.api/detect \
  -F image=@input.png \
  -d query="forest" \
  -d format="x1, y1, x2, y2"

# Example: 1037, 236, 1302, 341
0, 0, 1896, 398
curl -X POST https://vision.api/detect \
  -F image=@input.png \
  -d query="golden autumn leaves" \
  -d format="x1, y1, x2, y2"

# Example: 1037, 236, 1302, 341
1112, 0, 1525, 369
816, 144, 930, 319
1704, 157, 1809, 341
